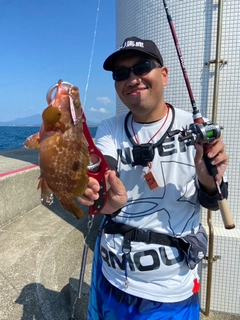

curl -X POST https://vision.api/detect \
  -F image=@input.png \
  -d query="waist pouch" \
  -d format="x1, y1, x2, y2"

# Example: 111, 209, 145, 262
103, 220, 208, 270
177, 224, 208, 269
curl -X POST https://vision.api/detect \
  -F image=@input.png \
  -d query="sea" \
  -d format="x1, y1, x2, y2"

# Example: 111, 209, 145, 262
0, 126, 98, 151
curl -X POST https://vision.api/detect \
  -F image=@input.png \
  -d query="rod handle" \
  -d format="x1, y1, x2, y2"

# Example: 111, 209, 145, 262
203, 153, 218, 176
218, 199, 235, 229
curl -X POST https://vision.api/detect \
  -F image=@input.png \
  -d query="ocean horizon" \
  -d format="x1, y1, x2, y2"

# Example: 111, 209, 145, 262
0, 126, 98, 151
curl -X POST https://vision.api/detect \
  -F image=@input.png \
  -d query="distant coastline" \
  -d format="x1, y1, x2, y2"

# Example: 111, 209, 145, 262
0, 125, 41, 127
0, 113, 99, 127
0, 123, 99, 127
0, 124, 99, 127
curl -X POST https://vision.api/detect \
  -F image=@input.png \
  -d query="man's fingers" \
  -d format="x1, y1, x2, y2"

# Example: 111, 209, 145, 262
106, 171, 126, 194
77, 177, 100, 205
207, 139, 224, 158
78, 170, 127, 214
106, 170, 117, 188
77, 194, 95, 206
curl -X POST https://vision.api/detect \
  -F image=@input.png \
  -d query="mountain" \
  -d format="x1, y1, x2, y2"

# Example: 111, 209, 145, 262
0, 114, 42, 126
0, 114, 99, 127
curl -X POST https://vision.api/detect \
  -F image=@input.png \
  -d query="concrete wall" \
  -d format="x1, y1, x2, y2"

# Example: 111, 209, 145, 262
0, 166, 41, 227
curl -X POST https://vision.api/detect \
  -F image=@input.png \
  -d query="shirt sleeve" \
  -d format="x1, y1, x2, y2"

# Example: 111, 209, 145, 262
95, 118, 118, 160
95, 118, 120, 176
198, 180, 228, 211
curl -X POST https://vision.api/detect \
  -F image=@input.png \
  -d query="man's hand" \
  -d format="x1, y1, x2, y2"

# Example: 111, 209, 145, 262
77, 170, 128, 215
194, 137, 229, 195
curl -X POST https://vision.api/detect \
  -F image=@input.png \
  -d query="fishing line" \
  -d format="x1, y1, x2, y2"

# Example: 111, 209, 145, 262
82, 0, 101, 110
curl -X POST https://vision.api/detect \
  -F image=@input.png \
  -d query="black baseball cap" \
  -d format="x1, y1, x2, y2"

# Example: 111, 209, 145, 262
103, 36, 164, 71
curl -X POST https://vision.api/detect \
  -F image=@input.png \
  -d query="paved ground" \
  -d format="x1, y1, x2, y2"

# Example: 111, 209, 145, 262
0, 200, 103, 320
201, 313, 240, 320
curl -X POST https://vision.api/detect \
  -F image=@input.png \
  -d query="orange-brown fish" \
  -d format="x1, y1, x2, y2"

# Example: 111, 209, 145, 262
24, 80, 89, 219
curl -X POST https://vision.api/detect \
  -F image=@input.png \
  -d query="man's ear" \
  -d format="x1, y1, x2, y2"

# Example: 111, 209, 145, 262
161, 66, 168, 87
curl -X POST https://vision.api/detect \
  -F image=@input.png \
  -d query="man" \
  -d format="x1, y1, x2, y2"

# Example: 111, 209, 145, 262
78, 37, 229, 319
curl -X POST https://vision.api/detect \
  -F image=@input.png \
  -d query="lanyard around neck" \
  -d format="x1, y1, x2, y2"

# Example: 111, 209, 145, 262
124, 103, 178, 150
131, 105, 170, 145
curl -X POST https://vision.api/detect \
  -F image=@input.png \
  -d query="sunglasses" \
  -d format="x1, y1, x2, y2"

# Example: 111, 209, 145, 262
112, 60, 162, 82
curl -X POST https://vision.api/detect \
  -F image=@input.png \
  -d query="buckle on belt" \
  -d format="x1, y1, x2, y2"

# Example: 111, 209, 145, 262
134, 229, 151, 243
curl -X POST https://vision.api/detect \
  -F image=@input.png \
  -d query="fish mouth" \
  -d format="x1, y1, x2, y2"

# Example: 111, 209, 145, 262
46, 80, 72, 104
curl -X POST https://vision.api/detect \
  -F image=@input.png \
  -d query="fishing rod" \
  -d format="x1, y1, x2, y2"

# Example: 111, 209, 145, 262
162, 0, 235, 229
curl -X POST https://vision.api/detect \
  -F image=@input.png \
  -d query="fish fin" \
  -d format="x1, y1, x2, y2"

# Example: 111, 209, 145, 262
58, 196, 85, 219
24, 132, 40, 149
72, 175, 89, 197
38, 177, 54, 205
37, 177, 42, 190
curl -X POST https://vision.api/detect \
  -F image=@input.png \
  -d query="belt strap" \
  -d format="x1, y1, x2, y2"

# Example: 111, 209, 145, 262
104, 220, 189, 251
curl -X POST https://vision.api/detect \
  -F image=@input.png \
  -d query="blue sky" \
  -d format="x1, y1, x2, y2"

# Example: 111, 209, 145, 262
0, 0, 116, 123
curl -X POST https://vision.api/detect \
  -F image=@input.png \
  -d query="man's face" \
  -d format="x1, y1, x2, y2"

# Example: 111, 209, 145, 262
114, 53, 168, 123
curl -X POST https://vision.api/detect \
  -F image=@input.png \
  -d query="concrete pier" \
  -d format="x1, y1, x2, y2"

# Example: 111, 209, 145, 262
0, 148, 239, 319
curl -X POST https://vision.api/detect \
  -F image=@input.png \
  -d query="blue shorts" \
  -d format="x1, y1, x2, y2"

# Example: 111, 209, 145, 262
88, 233, 200, 320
